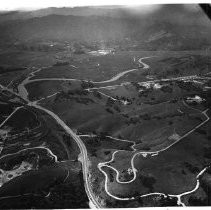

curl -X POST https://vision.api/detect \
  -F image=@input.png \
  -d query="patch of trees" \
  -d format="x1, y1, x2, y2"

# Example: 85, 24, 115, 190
116, 96, 132, 104
0, 152, 37, 171
203, 147, 211, 159
71, 89, 89, 95
122, 113, 129, 118
106, 107, 114, 114
196, 128, 207, 135
139, 114, 151, 120
113, 105, 120, 112
126, 116, 140, 125
15, 43, 65, 52
106, 97, 115, 107
203, 89, 211, 108
155, 72, 168, 79
160, 196, 178, 206
138, 89, 152, 98
168, 121, 173, 125
105, 97, 121, 113
59, 89, 89, 97
131, 82, 141, 90
160, 85, 173, 93
81, 80, 94, 89
104, 151, 110, 156
119, 169, 133, 182
200, 175, 211, 205
188, 196, 207, 206
169, 99, 178, 103
75, 97, 94, 104
139, 174, 156, 191
176, 81, 201, 92
53, 61, 69, 66
73, 43, 85, 54
0, 66, 26, 74
87, 137, 101, 147
92, 90, 102, 99
55, 90, 94, 104
96, 131, 109, 139
184, 162, 199, 174
141, 146, 151, 151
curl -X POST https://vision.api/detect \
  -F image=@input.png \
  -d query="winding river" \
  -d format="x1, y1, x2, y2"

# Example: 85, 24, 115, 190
0, 56, 210, 207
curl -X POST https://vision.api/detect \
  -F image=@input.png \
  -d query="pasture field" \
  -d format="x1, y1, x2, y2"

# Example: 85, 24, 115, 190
31, 77, 207, 148
31, 51, 210, 82
0, 161, 89, 209
97, 117, 211, 200
0, 49, 210, 207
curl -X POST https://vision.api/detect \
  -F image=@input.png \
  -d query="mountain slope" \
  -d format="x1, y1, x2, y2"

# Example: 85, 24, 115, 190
0, 4, 211, 50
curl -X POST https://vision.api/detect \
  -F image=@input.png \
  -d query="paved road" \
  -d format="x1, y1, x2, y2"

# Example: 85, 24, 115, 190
0, 106, 23, 129
93, 56, 152, 84
1, 70, 101, 208
1, 55, 210, 207
97, 105, 210, 204
30, 103, 101, 208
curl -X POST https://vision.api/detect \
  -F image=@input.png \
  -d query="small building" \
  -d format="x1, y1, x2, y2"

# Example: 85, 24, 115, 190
186, 95, 205, 104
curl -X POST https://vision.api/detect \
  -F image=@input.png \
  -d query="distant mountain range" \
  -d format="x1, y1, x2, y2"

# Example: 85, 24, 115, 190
0, 6, 125, 23
0, 4, 211, 50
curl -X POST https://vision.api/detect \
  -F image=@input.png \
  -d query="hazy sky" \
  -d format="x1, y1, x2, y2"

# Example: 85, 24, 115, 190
0, 0, 209, 11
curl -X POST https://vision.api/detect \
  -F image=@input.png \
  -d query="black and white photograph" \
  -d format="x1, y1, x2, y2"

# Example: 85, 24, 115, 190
0, 0, 211, 209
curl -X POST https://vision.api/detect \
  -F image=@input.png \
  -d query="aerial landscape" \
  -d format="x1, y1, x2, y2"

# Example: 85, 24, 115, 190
0, 2, 211, 208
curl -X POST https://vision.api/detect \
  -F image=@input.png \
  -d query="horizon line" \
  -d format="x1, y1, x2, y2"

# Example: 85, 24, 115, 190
0, 0, 210, 11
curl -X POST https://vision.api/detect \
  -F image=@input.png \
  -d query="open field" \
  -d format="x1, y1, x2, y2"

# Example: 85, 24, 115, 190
30, 51, 211, 83
0, 48, 211, 208
26, 60, 210, 207
0, 161, 89, 209
0, 3, 211, 208
0, 102, 80, 162
0, 50, 60, 68
31, 77, 207, 148
0, 95, 87, 208
105, 123, 210, 196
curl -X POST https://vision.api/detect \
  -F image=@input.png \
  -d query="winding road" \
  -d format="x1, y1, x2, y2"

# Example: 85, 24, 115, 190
30, 103, 101, 208
0, 55, 210, 207
93, 56, 152, 84
79, 105, 209, 205
97, 107, 210, 204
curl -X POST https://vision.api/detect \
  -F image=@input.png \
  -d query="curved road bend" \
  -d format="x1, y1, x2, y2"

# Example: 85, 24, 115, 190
4, 56, 209, 206
1, 74, 101, 207
18, 56, 152, 94
1, 57, 153, 208
0, 146, 58, 162
10, 67, 102, 208
97, 107, 210, 204
29, 103, 101, 208
93, 56, 153, 84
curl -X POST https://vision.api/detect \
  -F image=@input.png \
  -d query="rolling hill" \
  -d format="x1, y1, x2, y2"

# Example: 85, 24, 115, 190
0, 4, 211, 50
